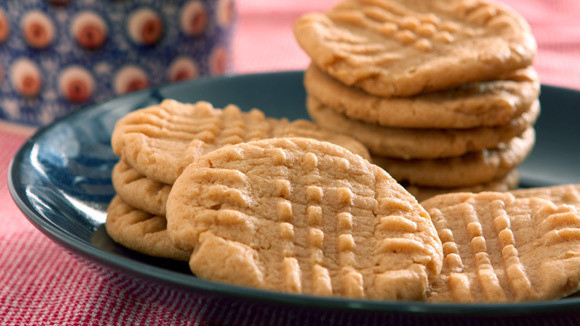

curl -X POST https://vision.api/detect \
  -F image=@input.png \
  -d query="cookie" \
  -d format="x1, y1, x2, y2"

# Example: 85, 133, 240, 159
166, 137, 442, 299
294, 0, 536, 97
307, 95, 539, 159
410, 170, 519, 202
372, 128, 534, 188
271, 119, 370, 162
511, 185, 580, 205
112, 160, 171, 216
304, 64, 540, 129
112, 99, 370, 184
106, 195, 191, 261
422, 191, 580, 302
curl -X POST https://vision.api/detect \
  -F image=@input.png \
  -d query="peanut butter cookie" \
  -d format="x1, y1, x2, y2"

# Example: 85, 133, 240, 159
166, 137, 442, 299
112, 99, 370, 184
372, 128, 534, 187
304, 64, 539, 129
423, 191, 580, 302
112, 160, 171, 216
410, 170, 519, 202
307, 95, 539, 159
106, 195, 191, 261
295, 0, 536, 97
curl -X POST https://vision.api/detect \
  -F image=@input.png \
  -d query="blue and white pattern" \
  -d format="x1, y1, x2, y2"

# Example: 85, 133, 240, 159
0, 0, 235, 126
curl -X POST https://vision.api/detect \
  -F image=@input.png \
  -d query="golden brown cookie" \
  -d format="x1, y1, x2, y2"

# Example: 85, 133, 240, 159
294, 0, 537, 97
511, 185, 580, 206
307, 95, 539, 159
112, 99, 370, 185
410, 170, 519, 202
166, 137, 442, 299
112, 160, 171, 216
422, 191, 580, 302
372, 128, 534, 188
272, 119, 370, 161
304, 64, 540, 129
105, 195, 190, 261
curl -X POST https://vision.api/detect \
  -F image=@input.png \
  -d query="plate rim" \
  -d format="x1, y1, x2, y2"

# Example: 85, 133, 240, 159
8, 71, 580, 316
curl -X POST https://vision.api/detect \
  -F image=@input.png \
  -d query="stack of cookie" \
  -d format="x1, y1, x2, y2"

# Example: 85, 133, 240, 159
107, 99, 370, 261
294, 0, 540, 200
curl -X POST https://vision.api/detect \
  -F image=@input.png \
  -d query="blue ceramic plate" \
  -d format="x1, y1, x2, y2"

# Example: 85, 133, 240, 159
9, 71, 580, 316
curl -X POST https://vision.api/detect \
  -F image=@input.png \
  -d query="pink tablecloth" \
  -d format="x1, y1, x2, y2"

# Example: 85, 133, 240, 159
1, 1, 580, 324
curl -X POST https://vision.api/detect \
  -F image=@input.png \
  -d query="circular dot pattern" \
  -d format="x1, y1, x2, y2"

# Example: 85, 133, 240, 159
0, 0, 236, 126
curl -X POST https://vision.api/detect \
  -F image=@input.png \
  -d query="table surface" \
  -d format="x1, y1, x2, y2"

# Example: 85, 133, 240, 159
2, 1, 580, 325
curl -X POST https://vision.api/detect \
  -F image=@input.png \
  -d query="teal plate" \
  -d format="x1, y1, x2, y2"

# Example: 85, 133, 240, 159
8, 71, 580, 317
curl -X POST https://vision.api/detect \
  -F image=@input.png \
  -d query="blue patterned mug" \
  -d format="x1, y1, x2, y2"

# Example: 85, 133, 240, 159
0, 0, 235, 130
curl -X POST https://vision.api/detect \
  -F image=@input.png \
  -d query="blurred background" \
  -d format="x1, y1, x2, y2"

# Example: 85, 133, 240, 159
0, 0, 235, 129
0, 0, 578, 130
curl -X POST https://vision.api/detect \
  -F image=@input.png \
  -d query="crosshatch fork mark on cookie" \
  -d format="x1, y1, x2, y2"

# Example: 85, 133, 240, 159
166, 137, 443, 299
112, 99, 370, 185
112, 99, 273, 185
294, 0, 536, 97
423, 191, 580, 302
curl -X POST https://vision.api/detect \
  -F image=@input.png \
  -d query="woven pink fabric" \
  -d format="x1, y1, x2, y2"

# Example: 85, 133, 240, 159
2, 1, 580, 324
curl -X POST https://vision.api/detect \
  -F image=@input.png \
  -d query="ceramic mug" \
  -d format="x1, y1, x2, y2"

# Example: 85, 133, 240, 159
0, 0, 235, 131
